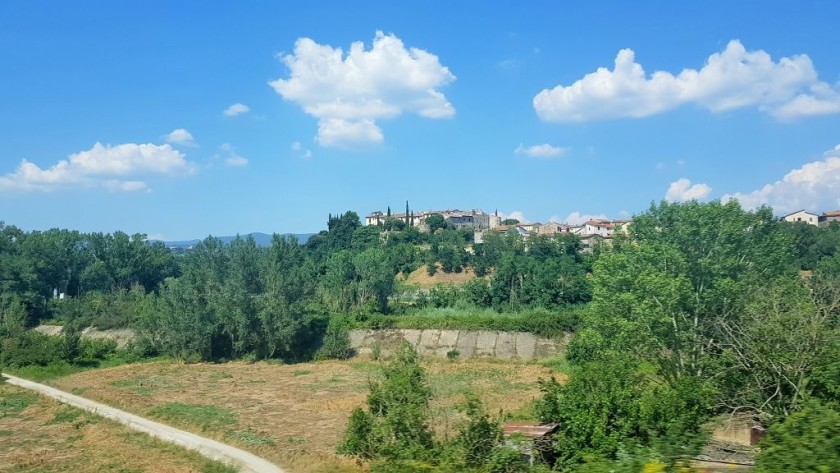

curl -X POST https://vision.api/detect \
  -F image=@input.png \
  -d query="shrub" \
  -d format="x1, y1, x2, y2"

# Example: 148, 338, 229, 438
484, 446, 530, 473
340, 342, 436, 461
454, 395, 503, 468
0, 331, 63, 367
315, 315, 353, 360
755, 401, 840, 473
536, 358, 710, 469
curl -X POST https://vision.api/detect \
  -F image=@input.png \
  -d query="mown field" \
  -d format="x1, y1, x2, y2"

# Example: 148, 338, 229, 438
0, 382, 234, 473
47, 357, 559, 473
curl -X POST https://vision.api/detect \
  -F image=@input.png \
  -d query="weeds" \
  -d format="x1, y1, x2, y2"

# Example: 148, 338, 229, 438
150, 403, 237, 431
0, 389, 38, 417
226, 428, 276, 446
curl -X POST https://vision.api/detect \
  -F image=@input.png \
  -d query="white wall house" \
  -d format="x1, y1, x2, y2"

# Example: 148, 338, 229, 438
782, 210, 818, 226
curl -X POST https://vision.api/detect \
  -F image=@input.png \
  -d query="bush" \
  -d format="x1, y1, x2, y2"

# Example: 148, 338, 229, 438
315, 315, 353, 360
453, 395, 503, 468
535, 358, 710, 469
755, 401, 840, 473
0, 331, 63, 367
485, 446, 530, 473
340, 342, 436, 461
78, 338, 118, 362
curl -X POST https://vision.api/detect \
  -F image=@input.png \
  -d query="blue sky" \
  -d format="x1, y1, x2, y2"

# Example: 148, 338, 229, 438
1, 1, 839, 240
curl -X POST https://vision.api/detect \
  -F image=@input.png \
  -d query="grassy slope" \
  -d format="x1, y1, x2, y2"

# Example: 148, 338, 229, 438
0, 382, 235, 473
401, 264, 478, 288
48, 357, 561, 473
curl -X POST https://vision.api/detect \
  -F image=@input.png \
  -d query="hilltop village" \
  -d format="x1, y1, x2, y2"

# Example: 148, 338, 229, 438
367, 207, 840, 253
365, 207, 630, 253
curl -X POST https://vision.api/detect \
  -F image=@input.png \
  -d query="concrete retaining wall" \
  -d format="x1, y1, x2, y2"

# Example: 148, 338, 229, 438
349, 329, 570, 361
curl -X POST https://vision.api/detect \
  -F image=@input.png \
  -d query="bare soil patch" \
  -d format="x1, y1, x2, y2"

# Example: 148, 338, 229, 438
0, 383, 232, 473
50, 357, 557, 473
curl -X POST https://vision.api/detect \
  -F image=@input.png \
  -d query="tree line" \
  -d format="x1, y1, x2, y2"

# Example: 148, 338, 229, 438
2, 202, 840, 471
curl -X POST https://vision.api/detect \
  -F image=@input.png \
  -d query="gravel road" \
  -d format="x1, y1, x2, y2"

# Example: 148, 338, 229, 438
2, 373, 285, 473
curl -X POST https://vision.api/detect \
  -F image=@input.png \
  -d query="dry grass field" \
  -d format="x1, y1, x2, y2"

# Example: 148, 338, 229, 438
402, 264, 478, 288
48, 357, 559, 473
0, 382, 234, 473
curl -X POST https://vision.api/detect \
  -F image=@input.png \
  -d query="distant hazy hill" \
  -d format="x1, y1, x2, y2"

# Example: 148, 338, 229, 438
158, 232, 314, 249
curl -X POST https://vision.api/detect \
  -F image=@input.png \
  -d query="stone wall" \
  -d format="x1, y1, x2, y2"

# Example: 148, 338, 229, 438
349, 329, 570, 361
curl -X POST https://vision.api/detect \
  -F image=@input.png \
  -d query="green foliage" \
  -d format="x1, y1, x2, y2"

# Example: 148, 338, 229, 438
715, 278, 840, 419
755, 402, 840, 473
134, 234, 322, 362
340, 342, 436, 461
355, 307, 580, 339
225, 428, 275, 446
484, 446, 531, 473
536, 358, 710, 469
316, 315, 353, 360
0, 331, 64, 367
340, 407, 377, 458
0, 390, 38, 418
151, 402, 237, 431
425, 214, 448, 233
453, 395, 503, 468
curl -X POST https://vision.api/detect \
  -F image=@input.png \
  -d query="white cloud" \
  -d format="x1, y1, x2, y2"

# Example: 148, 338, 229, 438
291, 141, 312, 159
219, 143, 248, 167
225, 156, 248, 167
534, 40, 840, 122
722, 144, 840, 213
556, 212, 609, 225
514, 143, 568, 158
269, 31, 456, 148
500, 211, 528, 223
224, 103, 250, 117
164, 128, 196, 146
666, 178, 712, 202
317, 118, 383, 147
0, 142, 194, 192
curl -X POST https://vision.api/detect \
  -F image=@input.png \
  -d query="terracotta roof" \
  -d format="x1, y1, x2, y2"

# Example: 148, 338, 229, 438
822, 210, 840, 217
585, 220, 615, 228
502, 422, 560, 439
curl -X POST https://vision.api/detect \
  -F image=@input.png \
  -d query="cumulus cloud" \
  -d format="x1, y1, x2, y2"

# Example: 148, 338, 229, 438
514, 143, 568, 158
666, 178, 713, 202
224, 103, 250, 117
0, 142, 195, 192
534, 40, 840, 122
555, 212, 609, 225
722, 144, 840, 213
291, 141, 312, 159
500, 211, 529, 223
269, 31, 456, 148
219, 143, 248, 167
164, 128, 196, 146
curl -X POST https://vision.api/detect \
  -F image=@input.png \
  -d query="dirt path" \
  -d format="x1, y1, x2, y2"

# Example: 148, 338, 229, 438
1, 373, 285, 473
